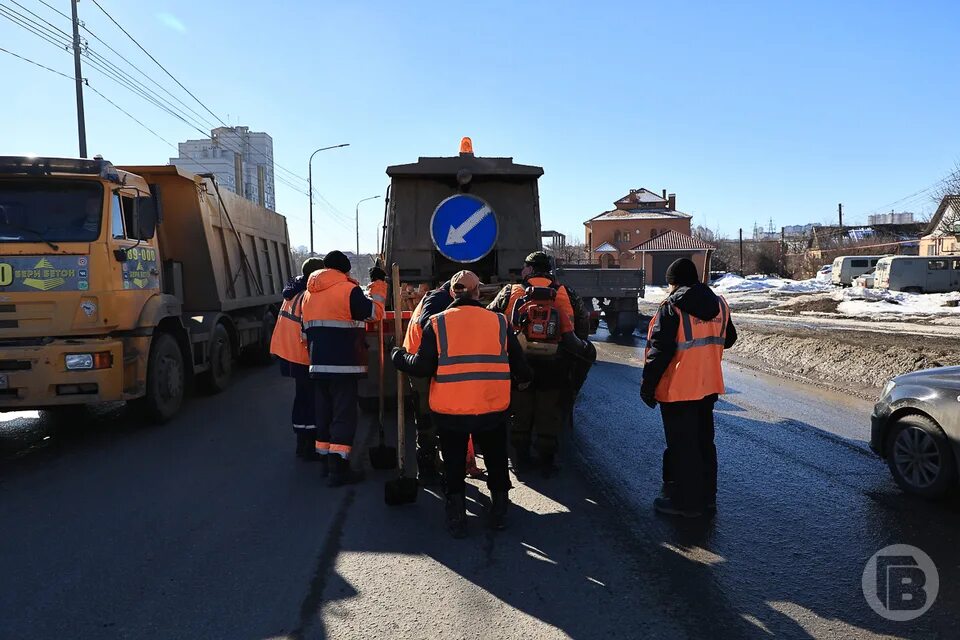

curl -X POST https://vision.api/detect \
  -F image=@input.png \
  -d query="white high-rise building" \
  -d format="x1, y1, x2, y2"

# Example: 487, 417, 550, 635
170, 126, 276, 211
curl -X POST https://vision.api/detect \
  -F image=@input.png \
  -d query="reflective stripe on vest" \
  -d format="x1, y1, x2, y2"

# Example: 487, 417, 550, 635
429, 307, 511, 414
647, 295, 728, 403
270, 292, 310, 365
304, 319, 367, 329
309, 364, 368, 374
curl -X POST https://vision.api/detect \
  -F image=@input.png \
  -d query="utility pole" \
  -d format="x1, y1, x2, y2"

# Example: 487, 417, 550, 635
71, 0, 87, 157
739, 228, 744, 275
838, 202, 843, 228
780, 226, 786, 276
307, 144, 350, 255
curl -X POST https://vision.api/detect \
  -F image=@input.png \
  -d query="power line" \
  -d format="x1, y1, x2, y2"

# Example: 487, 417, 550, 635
88, 0, 226, 128
35, 0, 68, 20
0, 43, 72, 79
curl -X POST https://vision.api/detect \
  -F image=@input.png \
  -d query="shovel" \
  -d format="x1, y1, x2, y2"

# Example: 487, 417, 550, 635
369, 316, 397, 470
385, 262, 419, 506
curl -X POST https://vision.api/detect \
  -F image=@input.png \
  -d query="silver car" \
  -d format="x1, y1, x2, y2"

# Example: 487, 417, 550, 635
871, 366, 960, 497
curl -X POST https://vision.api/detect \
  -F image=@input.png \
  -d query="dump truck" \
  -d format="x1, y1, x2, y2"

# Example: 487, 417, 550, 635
0, 157, 292, 421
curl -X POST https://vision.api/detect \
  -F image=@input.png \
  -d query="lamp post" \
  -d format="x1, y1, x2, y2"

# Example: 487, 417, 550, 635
307, 143, 349, 255
355, 195, 381, 257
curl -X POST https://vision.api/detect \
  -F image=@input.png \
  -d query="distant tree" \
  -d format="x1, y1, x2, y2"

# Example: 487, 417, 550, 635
289, 245, 312, 275
693, 225, 715, 242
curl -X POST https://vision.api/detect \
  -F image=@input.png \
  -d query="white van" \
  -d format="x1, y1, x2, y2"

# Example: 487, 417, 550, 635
874, 256, 960, 293
831, 255, 886, 286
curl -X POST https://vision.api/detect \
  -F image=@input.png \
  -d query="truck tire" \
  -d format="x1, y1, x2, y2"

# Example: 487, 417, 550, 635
886, 414, 956, 499
201, 323, 234, 394
137, 332, 185, 424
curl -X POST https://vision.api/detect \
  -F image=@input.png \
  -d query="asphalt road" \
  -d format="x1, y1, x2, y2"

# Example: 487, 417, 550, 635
1, 333, 958, 639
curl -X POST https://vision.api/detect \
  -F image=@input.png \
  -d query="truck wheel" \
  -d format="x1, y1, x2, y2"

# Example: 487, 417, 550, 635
138, 332, 185, 424
202, 324, 234, 394
886, 414, 956, 498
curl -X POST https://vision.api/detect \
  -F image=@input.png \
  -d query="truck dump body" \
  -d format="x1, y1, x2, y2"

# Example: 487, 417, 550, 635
384, 152, 544, 287
119, 165, 293, 312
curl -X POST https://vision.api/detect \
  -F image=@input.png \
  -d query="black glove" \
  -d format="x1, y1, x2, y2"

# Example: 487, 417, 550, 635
640, 385, 657, 409
369, 266, 387, 282
390, 346, 407, 367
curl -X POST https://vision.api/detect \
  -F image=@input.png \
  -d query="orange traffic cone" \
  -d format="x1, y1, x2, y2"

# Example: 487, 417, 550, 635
465, 435, 484, 478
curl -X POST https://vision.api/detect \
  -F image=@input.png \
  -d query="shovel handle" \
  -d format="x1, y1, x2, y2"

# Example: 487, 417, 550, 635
392, 263, 406, 473
378, 316, 385, 428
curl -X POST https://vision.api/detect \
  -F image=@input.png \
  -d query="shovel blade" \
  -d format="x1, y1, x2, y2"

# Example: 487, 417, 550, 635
369, 444, 398, 470
384, 476, 419, 506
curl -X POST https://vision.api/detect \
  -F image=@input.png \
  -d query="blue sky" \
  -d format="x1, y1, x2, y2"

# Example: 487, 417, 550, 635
3, 0, 959, 251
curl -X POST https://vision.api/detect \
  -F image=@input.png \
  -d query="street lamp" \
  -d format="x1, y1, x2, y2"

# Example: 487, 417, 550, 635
308, 143, 349, 255
355, 195, 381, 257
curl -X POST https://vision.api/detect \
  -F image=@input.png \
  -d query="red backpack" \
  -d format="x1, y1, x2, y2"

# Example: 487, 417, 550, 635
512, 284, 561, 356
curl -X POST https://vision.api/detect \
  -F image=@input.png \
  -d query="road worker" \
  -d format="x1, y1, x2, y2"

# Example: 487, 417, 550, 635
301, 250, 387, 487
489, 250, 587, 476
270, 256, 325, 461
641, 258, 737, 518
392, 270, 532, 537
402, 280, 454, 486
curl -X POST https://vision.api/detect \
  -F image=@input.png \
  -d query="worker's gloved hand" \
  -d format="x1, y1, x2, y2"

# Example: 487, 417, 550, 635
517, 381, 532, 392
369, 266, 387, 282
390, 346, 407, 367
640, 384, 657, 409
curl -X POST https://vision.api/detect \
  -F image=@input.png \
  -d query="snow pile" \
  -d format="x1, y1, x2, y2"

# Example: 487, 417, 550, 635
641, 285, 668, 302
711, 274, 833, 294
835, 287, 960, 318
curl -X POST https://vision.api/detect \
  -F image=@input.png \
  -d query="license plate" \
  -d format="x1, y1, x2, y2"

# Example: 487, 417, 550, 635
0, 374, 7, 390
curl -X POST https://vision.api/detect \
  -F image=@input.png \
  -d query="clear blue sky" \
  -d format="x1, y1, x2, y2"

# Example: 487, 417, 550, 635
3, 0, 959, 251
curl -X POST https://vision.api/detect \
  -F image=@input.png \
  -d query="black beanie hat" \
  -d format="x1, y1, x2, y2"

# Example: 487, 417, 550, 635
323, 250, 351, 274
665, 258, 699, 287
301, 257, 324, 278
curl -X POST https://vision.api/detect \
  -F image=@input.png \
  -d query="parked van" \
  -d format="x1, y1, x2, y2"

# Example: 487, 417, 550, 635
874, 256, 960, 293
831, 255, 886, 286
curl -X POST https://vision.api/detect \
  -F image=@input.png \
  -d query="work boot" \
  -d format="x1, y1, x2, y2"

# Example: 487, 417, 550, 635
653, 497, 703, 519
488, 491, 509, 530
445, 493, 467, 539
328, 456, 362, 487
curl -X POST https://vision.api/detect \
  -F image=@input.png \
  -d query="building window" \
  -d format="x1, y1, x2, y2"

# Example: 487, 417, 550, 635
623, 232, 630, 242
614, 231, 621, 243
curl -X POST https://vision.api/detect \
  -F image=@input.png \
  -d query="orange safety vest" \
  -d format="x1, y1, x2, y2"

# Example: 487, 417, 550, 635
403, 297, 426, 352
301, 269, 386, 375
646, 296, 730, 403
269, 291, 310, 365
429, 306, 511, 415
505, 276, 575, 335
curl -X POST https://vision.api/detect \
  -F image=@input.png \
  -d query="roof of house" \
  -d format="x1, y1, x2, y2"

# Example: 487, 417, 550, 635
631, 230, 714, 252
614, 188, 668, 208
593, 241, 619, 253
587, 207, 692, 223
924, 195, 960, 236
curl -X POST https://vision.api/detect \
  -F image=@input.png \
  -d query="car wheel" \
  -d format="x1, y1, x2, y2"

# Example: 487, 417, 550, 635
201, 324, 234, 394
135, 332, 185, 424
886, 414, 957, 498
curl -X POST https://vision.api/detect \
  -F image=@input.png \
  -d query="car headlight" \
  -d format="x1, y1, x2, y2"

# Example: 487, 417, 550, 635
65, 354, 94, 370
880, 380, 895, 400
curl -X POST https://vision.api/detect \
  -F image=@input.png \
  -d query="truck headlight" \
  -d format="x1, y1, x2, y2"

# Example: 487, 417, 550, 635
65, 352, 113, 371
65, 354, 94, 370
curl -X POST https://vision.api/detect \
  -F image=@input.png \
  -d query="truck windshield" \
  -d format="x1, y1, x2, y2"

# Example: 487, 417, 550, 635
0, 179, 104, 243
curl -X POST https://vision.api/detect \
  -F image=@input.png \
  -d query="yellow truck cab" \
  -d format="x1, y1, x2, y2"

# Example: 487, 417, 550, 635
0, 156, 292, 421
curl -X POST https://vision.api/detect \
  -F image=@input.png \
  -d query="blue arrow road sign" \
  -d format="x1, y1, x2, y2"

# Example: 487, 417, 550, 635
430, 194, 498, 263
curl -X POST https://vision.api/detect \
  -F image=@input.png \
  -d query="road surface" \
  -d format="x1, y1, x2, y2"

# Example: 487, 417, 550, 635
1, 333, 957, 639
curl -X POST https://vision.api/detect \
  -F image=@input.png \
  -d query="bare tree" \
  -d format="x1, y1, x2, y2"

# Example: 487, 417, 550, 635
289, 245, 311, 273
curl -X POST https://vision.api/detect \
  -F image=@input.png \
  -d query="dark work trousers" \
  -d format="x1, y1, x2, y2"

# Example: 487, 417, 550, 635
313, 378, 359, 459
659, 396, 718, 510
439, 422, 511, 497
291, 377, 316, 432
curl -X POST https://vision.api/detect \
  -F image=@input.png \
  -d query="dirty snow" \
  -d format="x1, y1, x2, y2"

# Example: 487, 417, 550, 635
711, 274, 833, 294
835, 287, 960, 318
